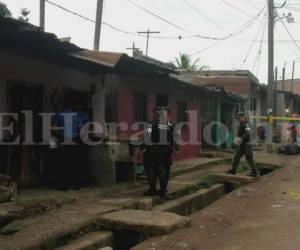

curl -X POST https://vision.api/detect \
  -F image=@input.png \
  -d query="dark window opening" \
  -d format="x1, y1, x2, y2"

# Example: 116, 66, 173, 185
133, 92, 147, 122
177, 101, 188, 122
156, 94, 168, 107
105, 86, 118, 123
249, 98, 257, 111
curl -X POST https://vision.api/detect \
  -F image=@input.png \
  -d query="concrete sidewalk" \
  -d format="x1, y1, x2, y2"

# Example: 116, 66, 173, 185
133, 153, 300, 250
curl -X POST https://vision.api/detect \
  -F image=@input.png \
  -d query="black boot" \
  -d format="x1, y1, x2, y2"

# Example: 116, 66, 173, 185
144, 189, 157, 196
158, 189, 167, 199
227, 169, 236, 175
247, 170, 258, 177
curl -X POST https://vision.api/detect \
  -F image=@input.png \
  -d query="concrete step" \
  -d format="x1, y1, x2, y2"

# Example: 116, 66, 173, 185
56, 231, 113, 250
137, 158, 228, 181
171, 158, 228, 178
0, 204, 120, 250
212, 173, 258, 185
153, 184, 225, 216
0, 202, 25, 228
99, 209, 191, 236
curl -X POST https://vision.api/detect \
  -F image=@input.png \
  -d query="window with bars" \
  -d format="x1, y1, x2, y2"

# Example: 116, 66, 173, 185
133, 92, 147, 122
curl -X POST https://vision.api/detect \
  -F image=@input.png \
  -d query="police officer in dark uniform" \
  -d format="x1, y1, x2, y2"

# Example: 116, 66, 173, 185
143, 107, 179, 198
227, 111, 258, 177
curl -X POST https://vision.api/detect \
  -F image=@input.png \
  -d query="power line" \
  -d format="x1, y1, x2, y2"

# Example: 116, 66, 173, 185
240, 10, 267, 69
44, 0, 185, 40
181, 0, 225, 31
45, 0, 259, 42
127, 0, 185, 31
276, 10, 300, 50
220, 0, 253, 17
189, 5, 266, 56
245, 0, 259, 10
252, 17, 268, 74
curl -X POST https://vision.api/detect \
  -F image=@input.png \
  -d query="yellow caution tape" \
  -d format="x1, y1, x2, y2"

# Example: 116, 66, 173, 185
251, 116, 300, 122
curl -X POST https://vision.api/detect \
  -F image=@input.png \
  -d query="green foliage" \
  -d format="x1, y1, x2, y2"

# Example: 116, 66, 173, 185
18, 8, 30, 23
0, 1, 11, 17
174, 53, 209, 71
237, 163, 250, 173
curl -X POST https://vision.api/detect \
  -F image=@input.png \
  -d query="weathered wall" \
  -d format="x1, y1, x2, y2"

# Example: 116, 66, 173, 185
0, 47, 102, 113
116, 74, 201, 160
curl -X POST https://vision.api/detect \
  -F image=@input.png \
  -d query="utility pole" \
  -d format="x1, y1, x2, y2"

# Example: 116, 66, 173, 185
40, 0, 45, 31
267, 0, 274, 152
137, 29, 160, 56
291, 61, 295, 92
94, 0, 104, 51
126, 42, 140, 56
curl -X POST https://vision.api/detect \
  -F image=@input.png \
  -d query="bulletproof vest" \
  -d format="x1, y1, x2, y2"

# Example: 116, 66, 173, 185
146, 122, 174, 146
238, 121, 251, 142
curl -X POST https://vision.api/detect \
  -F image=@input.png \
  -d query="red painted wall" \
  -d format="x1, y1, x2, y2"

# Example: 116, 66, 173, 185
116, 75, 200, 161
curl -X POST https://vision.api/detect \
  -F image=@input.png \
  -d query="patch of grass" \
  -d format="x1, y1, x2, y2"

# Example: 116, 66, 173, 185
216, 158, 232, 165
237, 163, 250, 173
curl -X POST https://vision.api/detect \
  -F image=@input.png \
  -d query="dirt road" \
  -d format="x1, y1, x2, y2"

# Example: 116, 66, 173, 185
133, 153, 300, 250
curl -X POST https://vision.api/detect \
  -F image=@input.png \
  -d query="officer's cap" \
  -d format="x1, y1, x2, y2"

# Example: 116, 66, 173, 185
154, 106, 170, 112
236, 111, 247, 118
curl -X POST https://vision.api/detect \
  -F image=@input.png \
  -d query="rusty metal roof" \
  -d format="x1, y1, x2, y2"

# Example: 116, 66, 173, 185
70, 50, 125, 68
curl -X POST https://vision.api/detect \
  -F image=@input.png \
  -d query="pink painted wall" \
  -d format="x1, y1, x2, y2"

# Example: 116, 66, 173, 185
116, 75, 201, 161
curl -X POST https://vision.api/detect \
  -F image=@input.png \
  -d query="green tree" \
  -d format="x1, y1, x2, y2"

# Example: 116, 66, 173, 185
18, 8, 30, 23
174, 53, 209, 71
0, 1, 11, 17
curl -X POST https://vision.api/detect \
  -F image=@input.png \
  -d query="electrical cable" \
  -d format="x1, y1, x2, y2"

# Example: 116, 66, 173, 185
188, 5, 266, 56
181, 0, 225, 31
240, 10, 267, 69
127, 0, 185, 31
276, 9, 300, 50
252, 17, 267, 74
220, 0, 253, 17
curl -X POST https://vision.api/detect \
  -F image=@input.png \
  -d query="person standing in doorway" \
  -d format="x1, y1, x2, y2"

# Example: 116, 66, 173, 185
227, 112, 258, 177
52, 101, 81, 190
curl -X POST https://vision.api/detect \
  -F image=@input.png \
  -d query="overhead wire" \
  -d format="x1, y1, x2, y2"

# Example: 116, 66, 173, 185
245, 0, 259, 10
181, 0, 225, 31
275, 9, 300, 50
239, 10, 267, 69
127, 0, 185, 31
45, 0, 265, 42
252, 16, 268, 75
188, 5, 266, 56
220, 0, 253, 17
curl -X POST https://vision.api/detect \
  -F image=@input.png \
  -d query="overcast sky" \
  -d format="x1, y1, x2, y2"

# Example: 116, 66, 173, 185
3, 0, 300, 83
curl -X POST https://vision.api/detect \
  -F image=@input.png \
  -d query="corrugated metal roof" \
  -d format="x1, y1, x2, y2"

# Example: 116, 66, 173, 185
70, 50, 124, 68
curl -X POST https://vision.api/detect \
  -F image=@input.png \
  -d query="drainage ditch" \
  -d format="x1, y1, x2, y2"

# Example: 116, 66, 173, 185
112, 164, 279, 250
0, 164, 280, 250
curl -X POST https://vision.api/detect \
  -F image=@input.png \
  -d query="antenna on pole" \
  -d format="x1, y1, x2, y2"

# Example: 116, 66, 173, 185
126, 42, 141, 56
137, 29, 160, 56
